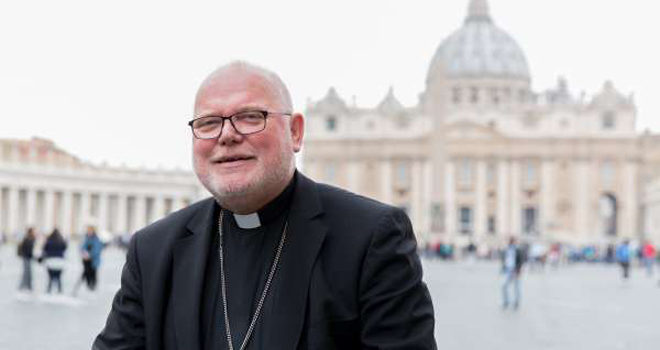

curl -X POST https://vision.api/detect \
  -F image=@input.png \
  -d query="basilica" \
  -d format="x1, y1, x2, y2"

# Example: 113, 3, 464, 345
302, 0, 660, 247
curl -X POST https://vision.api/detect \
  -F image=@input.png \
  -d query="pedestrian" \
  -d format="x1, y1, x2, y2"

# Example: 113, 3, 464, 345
501, 236, 525, 310
641, 240, 656, 277
615, 239, 631, 280
73, 226, 104, 295
17, 227, 36, 292
40, 228, 68, 294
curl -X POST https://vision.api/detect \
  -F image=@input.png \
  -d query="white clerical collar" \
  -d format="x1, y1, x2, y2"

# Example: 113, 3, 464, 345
232, 212, 261, 229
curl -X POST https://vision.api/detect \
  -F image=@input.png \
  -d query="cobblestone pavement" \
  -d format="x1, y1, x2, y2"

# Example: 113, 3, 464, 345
1, 245, 658, 350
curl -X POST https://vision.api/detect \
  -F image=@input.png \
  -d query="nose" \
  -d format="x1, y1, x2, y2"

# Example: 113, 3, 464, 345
216, 118, 243, 145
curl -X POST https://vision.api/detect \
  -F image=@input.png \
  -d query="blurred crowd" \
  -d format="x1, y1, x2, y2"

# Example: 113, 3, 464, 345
421, 239, 659, 272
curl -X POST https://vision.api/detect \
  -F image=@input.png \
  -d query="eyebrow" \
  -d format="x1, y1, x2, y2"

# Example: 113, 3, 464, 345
197, 105, 269, 118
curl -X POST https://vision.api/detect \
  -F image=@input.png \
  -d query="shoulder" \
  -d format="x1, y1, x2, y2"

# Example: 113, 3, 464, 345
315, 182, 397, 217
310, 180, 410, 245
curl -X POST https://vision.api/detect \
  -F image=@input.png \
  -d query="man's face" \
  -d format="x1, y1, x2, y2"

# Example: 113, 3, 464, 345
192, 69, 303, 206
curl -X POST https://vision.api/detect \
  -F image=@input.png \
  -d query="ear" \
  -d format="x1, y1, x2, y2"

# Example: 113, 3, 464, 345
289, 112, 304, 153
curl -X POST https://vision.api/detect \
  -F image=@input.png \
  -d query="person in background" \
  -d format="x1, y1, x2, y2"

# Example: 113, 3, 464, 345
73, 226, 104, 295
41, 228, 68, 294
615, 239, 632, 280
17, 227, 37, 292
640, 240, 655, 277
501, 236, 525, 310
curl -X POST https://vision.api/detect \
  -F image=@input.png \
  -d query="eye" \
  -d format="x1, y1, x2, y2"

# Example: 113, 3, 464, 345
194, 117, 222, 129
234, 111, 264, 124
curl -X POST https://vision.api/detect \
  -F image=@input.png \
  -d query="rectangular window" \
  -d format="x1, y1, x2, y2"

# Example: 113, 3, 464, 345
523, 206, 538, 235
431, 203, 444, 232
601, 161, 615, 186
459, 206, 473, 234
487, 216, 496, 234
525, 161, 536, 186
459, 158, 473, 187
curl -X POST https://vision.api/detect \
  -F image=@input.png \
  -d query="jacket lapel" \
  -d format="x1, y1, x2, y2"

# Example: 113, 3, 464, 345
171, 198, 217, 350
263, 173, 328, 350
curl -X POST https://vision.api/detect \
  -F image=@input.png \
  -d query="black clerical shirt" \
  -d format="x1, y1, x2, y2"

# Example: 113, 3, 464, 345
201, 176, 296, 350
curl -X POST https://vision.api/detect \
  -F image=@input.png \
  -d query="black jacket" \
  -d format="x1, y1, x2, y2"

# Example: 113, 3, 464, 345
94, 172, 436, 349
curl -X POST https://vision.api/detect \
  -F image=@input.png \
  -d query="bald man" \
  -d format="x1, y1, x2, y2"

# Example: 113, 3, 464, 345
94, 61, 436, 350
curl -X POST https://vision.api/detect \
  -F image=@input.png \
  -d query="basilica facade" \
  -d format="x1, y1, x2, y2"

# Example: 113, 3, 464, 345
302, 0, 660, 247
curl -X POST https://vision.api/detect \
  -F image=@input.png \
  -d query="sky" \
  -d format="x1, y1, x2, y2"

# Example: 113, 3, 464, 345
1, 0, 657, 170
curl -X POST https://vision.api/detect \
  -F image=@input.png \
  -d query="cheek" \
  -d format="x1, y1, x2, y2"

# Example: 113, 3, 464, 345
193, 140, 215, 157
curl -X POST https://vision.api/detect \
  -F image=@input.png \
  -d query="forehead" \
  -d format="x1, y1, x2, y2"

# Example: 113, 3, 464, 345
195, 69, 284, 115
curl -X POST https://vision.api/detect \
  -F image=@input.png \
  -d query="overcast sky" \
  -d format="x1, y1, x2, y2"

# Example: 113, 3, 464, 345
1, 0, 657, 170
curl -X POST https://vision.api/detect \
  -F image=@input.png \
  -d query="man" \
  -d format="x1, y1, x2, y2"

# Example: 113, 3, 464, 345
616, 239, 631, 280
94, 61, 436, 349
501, 237, 525, 310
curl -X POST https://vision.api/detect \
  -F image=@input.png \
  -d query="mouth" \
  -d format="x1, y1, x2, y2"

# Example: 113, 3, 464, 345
213, 155, 256, 164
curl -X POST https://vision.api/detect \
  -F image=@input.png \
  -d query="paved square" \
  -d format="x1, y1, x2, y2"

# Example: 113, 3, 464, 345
1, 245, 658, 349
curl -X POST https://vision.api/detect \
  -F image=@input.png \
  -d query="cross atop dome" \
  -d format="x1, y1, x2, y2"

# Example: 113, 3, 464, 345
466, 0, 492, 23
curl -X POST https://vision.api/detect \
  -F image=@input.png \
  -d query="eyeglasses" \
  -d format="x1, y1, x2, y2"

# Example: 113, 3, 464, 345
188, 110, 291, 139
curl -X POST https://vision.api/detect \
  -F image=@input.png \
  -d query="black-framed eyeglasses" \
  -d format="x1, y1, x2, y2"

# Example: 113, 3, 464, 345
187, 110, 291, 139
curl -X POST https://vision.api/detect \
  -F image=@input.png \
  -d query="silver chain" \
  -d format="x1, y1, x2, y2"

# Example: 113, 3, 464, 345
218, 209, 288, 350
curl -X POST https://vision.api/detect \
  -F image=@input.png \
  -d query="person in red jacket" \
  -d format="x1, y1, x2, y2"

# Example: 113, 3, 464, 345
642, 240, 656, 277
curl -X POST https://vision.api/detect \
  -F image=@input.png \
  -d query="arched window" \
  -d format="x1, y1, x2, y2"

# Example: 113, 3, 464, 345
326, 115, 337, 131
601, 111, 616, 130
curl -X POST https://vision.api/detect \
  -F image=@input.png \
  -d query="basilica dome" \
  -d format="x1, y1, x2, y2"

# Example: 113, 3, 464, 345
427, 0, 530, 82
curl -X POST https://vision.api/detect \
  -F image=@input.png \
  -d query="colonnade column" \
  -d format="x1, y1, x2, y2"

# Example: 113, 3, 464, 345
7, 187, 19, 236
133, 195, 146, 232
78, 191, 91, 234
26, 188, 37, 229
43, 190, 55, 233
98, 192, 109, 233
61, 191, 73, 236
116, 193, 128, 233
153, 194, 165, 223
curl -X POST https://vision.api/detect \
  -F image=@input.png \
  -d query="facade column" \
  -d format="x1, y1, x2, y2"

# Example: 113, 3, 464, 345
574, 160, 590, 241
7, 186, 19, 237
43, 190, 55, 233
444, 161, 456, 238
510, 160, 521, 236
623, 161, 638, 240
346, 161, 360, 193
497, 159, 510, 237
380, 159, 392, 205
61, 191, 73, 237
410, 160, 423, 236
116, 193, 128, 234
540, 160, 556, 239
422, 160, 433, 237
475, 160, 487, 239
